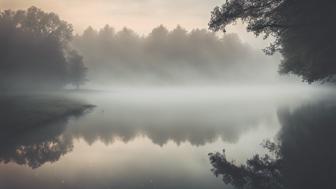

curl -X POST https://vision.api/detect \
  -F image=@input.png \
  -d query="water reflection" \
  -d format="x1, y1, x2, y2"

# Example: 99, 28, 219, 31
67, 92, 279, 146
277, 98, 336, 189
210, 94, 336, 189
0, 113, 86, 169
0, 90, 319, 189
68, 107, 273, 146
0, 93, 278, 169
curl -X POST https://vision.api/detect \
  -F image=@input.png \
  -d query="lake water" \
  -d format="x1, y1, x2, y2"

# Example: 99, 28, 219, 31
0, 86, 335, 189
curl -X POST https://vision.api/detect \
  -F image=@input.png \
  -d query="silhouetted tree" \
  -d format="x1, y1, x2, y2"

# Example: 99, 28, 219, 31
0, 6, 85, 91
67, 50, 87, 89
209, 0, 336, 83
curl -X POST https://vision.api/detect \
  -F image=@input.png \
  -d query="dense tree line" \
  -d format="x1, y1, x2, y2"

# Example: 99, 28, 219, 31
0, 7, 87, 92
72, 25, 278, 85
209, 0, 336, 83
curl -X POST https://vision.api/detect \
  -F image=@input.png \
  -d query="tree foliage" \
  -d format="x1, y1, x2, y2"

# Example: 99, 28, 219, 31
209, 0, 336, 83
67, 50, 87, 89
0, 7, 86, 91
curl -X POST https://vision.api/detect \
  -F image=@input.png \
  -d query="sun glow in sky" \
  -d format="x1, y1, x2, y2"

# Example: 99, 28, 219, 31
1, 0, 224, 32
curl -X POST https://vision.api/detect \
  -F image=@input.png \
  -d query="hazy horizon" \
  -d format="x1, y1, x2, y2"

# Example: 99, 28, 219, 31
1, 1, 336, 189
1, 0, 291, 89
0, 0, 272, 49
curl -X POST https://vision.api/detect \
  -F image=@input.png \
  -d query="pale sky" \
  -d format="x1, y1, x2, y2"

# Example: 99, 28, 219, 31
0, 0, 271, 48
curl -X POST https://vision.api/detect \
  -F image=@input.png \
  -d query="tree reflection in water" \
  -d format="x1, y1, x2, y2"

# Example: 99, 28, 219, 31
0, 96, 275, 169
0, 110, 89, 169
209, 98, 336, 189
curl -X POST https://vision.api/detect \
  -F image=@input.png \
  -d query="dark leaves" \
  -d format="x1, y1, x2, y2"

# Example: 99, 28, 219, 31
209, 0, 336, 83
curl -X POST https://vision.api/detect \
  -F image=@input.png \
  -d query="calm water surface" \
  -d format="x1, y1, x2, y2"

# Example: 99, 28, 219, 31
0, 87, 333, 189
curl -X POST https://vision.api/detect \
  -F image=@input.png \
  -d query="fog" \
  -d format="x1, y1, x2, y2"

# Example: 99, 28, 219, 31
0, 6, 303, 92
0, 7, 86, 92
72, 25, 298, 88
209, 87, 336, 189
1, 85, 317, 169
1, 2, 336, 189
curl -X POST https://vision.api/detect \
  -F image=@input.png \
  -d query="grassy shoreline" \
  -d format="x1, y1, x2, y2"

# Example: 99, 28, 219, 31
0, 93, 95, 135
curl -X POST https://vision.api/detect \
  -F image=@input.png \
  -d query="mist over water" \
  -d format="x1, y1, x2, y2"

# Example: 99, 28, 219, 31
1, 85, 334, 189
1, 2, 336, 189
